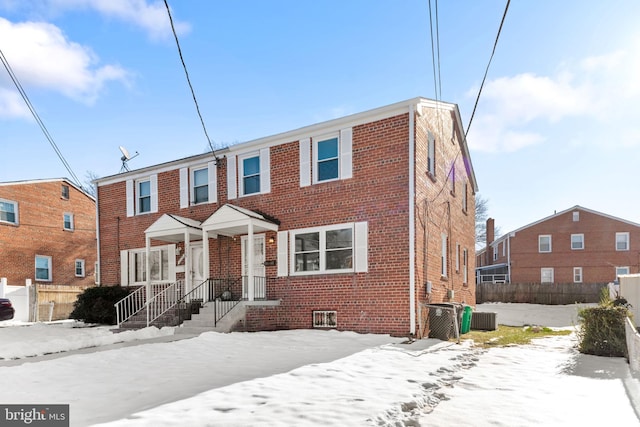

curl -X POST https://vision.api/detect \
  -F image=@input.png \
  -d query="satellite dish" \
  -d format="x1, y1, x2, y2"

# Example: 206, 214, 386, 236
119, 146, 139, 172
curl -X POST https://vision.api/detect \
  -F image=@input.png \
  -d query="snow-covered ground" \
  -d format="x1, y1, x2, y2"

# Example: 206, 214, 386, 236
0, 303, 638, 426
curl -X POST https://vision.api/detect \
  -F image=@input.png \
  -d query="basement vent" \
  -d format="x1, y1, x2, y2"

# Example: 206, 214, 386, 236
313, 311, 337, 328
471, 311, 497, 331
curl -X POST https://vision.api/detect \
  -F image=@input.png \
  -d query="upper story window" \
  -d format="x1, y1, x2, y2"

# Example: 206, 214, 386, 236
227, 148, 270, 199
441, 233, 448, 277
0, 198, 18, 225
462, 182, 468, 213
240, 154, 261, 195
449, 165, 456, 194
63, 213, 74, 231
35, 255, 52, 282
427, 131, 436, 176
126, 175, 157, 217
571, 234, 584, 250
316, 137, 339, 182
61, 184, 69, 199
75, 259, 85, 277
299, 128, 352, 187
616, 232, 629, 251
192, 167, 209, 204
539, 235, 552, 253
573, 211, 579, 222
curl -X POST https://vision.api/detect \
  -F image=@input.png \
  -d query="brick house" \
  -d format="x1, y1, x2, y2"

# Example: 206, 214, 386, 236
476, 206, 640, 285
95, 97, 478, 337
0, 178, 97, 288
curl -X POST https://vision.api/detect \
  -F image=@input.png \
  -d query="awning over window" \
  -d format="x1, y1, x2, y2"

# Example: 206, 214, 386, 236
144, 214, 202, 243
201, 204, 279, 237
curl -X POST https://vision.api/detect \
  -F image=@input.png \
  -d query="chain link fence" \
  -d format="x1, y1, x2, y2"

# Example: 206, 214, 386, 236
422, 303, 463, 343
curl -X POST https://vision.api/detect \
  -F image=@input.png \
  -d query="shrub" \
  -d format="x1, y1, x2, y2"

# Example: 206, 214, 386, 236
70, 286, 131, 325
577, 304, 629, 358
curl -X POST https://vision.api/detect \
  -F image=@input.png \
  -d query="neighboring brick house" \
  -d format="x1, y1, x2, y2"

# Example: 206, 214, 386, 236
0, 178, 97, 287
95, 97, 478, 337
476, 206, 640, 285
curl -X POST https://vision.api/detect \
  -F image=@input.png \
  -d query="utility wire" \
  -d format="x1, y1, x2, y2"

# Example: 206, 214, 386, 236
163, 0, 219, 162
428, 0, 440, 102
465, 0, 511, 137
0, 48, 84, 189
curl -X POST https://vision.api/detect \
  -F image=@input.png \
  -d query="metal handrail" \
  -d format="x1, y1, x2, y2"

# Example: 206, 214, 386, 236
147, 280, 184, 326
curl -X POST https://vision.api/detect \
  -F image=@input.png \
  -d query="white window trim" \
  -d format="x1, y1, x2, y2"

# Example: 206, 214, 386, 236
571, 234, 584, 250
120, 245, 176, 286
539, 235, 552, 253
35, 255, 52, 282
187, 162, 217, 206
238, 152, 261, 196
573, 211, 579, 222
455, 243, 460, 272
616, 266, 630, 277
541, 267, 554, 284
289, 222, 366, 276
311, 128, 352, 184
427, 131, 436, 176
236, 148, 270, 197
462, 248, 468, 284
441, 233, 448, 278
75, 259, 85, 277
573, 267, 583, 283
63, 212, 74, 231
616, 232, 630, 251
127, 175, 158, 216
0, 198, 19, 225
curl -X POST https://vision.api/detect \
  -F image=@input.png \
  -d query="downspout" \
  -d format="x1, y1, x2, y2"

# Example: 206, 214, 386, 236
409, 104, 416, 335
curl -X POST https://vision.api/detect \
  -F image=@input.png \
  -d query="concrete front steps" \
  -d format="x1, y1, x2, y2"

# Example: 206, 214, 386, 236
175, 300, 281, 335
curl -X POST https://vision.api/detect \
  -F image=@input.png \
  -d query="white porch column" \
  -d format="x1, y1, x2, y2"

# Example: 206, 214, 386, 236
145, 236, 151, 327
248, 221, 254, 301
184, 230, 191, 295
203, 229, 210, 301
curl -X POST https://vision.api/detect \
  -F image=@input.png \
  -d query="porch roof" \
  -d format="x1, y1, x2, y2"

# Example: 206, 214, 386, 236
201, 204, 279, 237
145, 214, 203, 243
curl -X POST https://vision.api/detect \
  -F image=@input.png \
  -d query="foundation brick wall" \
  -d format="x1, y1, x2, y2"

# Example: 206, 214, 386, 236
0, 180, 96, 287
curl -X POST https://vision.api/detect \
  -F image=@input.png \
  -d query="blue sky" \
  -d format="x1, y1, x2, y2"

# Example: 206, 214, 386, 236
1, 1, 639, 235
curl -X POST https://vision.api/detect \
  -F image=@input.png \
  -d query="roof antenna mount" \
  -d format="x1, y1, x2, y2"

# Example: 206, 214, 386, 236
119, 146, 139, 172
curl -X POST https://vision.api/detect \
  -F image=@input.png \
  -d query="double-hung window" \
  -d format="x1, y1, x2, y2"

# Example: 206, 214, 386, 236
539, 235, 552, 253
75, 259, 85, 277
616, 232, 629, 251
541, 268, 554, 284
241, 155, 261, 195
0, 198, 18, 225
192, 167, 209, 204
427, 131, 436, 176
316, 137, 339, 182
571, 234, 584, 250
290, 223, 365, 275
61, 184, 69, 199
441, 233, 448, 277
35, 255, 52, 281
137, 179, 151, 214
63, 213, 74, 231
573, 267, 583, 283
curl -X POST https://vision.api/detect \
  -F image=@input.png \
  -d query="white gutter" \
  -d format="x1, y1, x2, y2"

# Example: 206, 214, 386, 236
95, 191, 101, 285
409, 104, 416, 335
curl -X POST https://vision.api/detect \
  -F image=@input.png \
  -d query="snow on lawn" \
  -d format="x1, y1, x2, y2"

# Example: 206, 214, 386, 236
1, 304, 639, 426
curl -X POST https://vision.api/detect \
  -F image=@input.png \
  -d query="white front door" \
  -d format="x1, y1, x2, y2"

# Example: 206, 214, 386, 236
242, 234, 265, 299
190, 242, 205, 286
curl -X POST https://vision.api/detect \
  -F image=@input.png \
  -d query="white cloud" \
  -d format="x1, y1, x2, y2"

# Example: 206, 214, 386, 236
0, 18, 129, 117
47, 0, 191, 40
0, 88, 30, 118
467, 38, 640, 152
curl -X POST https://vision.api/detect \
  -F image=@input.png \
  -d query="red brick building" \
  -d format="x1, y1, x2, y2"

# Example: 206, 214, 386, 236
476, 206, 640, 285
95, 97, 478, 337
0, 178, 97, 287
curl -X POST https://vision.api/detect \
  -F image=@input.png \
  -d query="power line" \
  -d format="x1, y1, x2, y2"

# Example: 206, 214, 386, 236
163, 0, 219, 163
428, 0, 441, 102
0, 48, 84, 189
465, 0, 511, 137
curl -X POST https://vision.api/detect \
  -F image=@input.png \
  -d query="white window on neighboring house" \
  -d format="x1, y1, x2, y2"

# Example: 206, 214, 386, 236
462, 248, 468, 284
462, 182, 468, 213
449, 165, 455, 194
573, 267, 583, 283
227, 148, 271, 199
75, 259, 85, 277
441, 233, 448, 277
616, 232, 629, 251
539, 235, 552, 253
573, 211, 579, 222
616, 266, 630, 279
541, 268, 554, 284
61, 184, 69, 199
0, 198, 18, 225
94, 261, 100, 285
286, 222, 367, 275
126, 175, 158, 216
571, 234, 584, 250
120, 245, 176, 286
35, 255, 52, 282
455, 243, 460, 272
63, 213, 74, 231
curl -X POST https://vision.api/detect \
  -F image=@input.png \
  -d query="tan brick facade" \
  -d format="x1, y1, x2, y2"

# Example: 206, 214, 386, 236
0, 179, 96, 287
477, 206, 640, 285
96, 98, 477, 337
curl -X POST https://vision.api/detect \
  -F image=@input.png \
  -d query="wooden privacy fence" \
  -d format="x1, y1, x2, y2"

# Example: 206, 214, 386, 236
477, 282, 608, 305
35, 283, 90, 321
